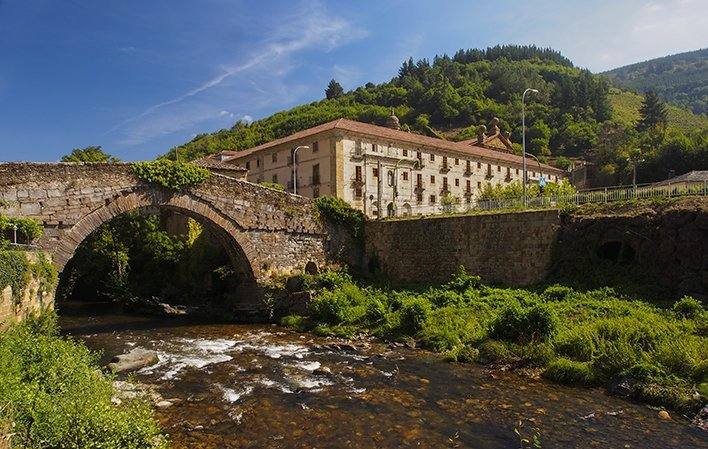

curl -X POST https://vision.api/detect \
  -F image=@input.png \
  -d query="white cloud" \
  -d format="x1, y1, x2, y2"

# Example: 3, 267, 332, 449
108, 0, 367, 145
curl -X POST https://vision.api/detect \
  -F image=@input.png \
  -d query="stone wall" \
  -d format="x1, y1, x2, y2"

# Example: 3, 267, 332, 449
0, 251, 56, 326
364, 198, 708, 300
364, 210, 561, 285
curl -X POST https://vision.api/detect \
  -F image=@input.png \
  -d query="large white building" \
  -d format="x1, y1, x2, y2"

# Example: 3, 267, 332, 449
201, 115, 567, 218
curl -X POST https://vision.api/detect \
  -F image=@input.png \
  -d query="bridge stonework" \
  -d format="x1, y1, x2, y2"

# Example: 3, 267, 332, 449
0, 163, 348, 289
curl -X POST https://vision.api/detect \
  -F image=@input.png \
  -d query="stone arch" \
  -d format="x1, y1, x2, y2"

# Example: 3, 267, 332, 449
401, 203, 412, 217
53, 189, 258, 283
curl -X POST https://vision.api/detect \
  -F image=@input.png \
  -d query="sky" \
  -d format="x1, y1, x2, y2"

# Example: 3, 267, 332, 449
0, 0, 706, 162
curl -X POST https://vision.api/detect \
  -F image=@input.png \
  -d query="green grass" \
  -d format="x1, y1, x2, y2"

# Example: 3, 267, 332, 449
608, 88, 708, 132
282, 267, 708, 414
0, 312, 167, 449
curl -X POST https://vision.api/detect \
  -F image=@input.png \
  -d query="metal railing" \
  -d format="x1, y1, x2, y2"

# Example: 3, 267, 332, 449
467, 181, 708, 212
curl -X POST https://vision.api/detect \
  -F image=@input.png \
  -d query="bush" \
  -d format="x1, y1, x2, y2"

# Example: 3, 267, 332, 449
543, 284, 574, 301
131, 159, 211, 190
258, 181, 285, 191
477, 340, 512, 364
592, 340, 641, 382
310, 283, 367, 324
443, 266, 481, 293
398, 296, 432, 335
0, 320, 167, 449
544, 358, 595, 385
653, 336, 705, 379
314, 196, 365, 240
516, 342, 555, 367
444, 345, 480, 363
489, 302, 557, 343
554, 328, 595, 362
419, 305, 484, 352
672, 296, 704, 319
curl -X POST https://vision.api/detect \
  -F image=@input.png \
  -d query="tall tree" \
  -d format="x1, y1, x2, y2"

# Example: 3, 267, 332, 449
325, 79, 344, 100
61, 146, 119, 163
636, 90, 668, 132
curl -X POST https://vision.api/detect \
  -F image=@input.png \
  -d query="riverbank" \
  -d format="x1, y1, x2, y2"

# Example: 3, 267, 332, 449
278, 268, 708, 417
0, 313, 167, 449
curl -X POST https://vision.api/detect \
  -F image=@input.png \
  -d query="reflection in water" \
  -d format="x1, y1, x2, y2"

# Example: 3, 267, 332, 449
60, 302, 706, 449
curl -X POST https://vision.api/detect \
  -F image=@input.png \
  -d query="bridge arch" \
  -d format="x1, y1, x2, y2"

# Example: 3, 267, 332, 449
53, 188, 258, 284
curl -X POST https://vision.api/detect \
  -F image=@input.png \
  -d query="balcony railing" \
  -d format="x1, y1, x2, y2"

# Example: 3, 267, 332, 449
440, 163, 450, 173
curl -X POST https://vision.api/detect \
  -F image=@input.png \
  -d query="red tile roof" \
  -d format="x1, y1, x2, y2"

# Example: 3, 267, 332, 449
213, 118, 565, 175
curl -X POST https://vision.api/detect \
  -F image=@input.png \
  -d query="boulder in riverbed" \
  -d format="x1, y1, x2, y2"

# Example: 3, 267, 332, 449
108, 348, 159, 373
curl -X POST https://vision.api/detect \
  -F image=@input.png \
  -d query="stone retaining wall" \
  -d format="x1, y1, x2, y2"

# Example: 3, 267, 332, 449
0, 251, 56, 326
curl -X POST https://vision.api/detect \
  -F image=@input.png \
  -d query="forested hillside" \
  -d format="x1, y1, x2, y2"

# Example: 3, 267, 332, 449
171, 45, 707, 185
602, 48, 707, 115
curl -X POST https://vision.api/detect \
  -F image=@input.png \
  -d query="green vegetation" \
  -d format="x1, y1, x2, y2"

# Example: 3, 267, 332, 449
602, 48, 707, 115
61, 145, 120, 163
258, 181, 285, 191
0, 251, 57, 303
313, 196, 366, 240
282, 267, 707, 413
131, 159, 211, 190
0, 214, 44, 245
0, 313, 167, 449
59, 211, 233, 306
478, 179, 576, 201
607, 88, 708, 132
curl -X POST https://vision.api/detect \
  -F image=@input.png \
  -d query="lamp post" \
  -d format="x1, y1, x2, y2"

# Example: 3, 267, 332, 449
12, 224, 17, 245
522, 88, 539, 206
292, 145, 309, 195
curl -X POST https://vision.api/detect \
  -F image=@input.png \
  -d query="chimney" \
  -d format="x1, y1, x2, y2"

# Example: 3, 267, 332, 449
385, 108, 401, 130
477, 125, 487, 145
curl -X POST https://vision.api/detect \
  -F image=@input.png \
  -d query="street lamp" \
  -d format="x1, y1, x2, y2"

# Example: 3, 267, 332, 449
12, 224, 17, 245
292, 145, 309, 195
522, 88, 539, 206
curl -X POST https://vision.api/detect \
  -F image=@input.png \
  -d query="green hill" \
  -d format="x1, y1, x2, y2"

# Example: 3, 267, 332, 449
171, 45, 707, 186
602, 48, 708, 115
608, 88, 708, 132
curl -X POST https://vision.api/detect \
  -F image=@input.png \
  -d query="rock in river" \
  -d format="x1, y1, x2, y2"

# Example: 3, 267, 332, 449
108, 348, 159, 373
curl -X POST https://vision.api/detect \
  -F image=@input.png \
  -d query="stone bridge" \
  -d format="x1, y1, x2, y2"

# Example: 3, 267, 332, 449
0, 163, 351, 304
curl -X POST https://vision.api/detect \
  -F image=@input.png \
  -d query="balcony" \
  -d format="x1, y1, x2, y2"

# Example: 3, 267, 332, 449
464, 167, 473, 176
415, 159, 425, 170
485, 170, 494, 180
464, 190, 473, 198
351, 148, 364, 160
440, 163, 451, 174
441, 186, 450, 195
414, 183, 426, 193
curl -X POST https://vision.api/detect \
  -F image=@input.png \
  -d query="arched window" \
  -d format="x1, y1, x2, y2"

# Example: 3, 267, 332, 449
386, 202, 395, 217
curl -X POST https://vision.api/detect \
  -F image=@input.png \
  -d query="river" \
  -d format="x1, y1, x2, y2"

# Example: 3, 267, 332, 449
59, 302, 706, 449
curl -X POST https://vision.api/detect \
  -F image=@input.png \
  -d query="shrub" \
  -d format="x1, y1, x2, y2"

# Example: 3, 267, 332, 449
554, 328, 595, 362
398, 296, 432, 335
0, 215, 44, 243
419, 305, 484, 352
314, 196, 365, 240
516, 342, 555, 367
443, 266, 481, 293
542, 284, 574, 301
444, 345, 480, 363
0, 321, 167, 449
131, 159, 211, 190
477, 340, 512, 364
310, 283, 367, 324
653, 336, 705, 379
489, 302, 557, 343
592, 340, 641, 382
622, 362, 664, 381
258, 181, 285, 191
280, 314, 311, 331
672, 296, 704, 319
543, 358, 595, 385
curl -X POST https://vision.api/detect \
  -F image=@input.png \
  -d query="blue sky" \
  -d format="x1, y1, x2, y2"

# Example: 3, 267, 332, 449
1, 0, 706, 161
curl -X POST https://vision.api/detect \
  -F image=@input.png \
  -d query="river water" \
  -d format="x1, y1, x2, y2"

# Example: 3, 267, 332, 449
59, 302, 706, 449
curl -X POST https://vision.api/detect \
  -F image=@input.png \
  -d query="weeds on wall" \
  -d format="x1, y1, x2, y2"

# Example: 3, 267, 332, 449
314, 196, 366, 241
282, 267, 708, 414
131, 159, 211, 190
0, 214, 44, 244
0, 251, 58, 305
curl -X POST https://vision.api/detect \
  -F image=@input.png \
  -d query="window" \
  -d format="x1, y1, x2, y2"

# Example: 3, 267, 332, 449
466, 160, 471, 173
312, 164, 320, 185
272, 174, 278, 183
403, 149, 408, 157
373, 168, 379, 178
312, 141, 319, 153
442, 156, 448, 167
430, 175, 435, 184
417, 151, 422, 160
354, 166, 363, 198
430, 153, 435, 161
455, 158, 459, 165
506, 167, 510, 178
245, 161, 250, 170
256, 158, 261, 168
417, 192, 423, 203
442, 177, 448, 190
497, 165, 501, 172
454, 178, 459, 187
372, 144, 378, 153
416, 173, 422, 185
516, 168, 519, 175
477, 161, 481, 169
272, 152, 278, 163
402, 171, 409, 181
532, 172, 536, 177
466, 180, 471, 192
387, 170, 395, 186
477, 181, 482, 189
429, 195, 436, 204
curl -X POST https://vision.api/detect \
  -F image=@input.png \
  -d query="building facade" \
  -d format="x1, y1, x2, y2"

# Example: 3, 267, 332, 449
203, 116, 567, 218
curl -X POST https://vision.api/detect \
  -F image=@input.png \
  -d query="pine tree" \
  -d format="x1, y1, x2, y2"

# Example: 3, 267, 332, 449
636, 90, 668, 132
325, 79, 344, 100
